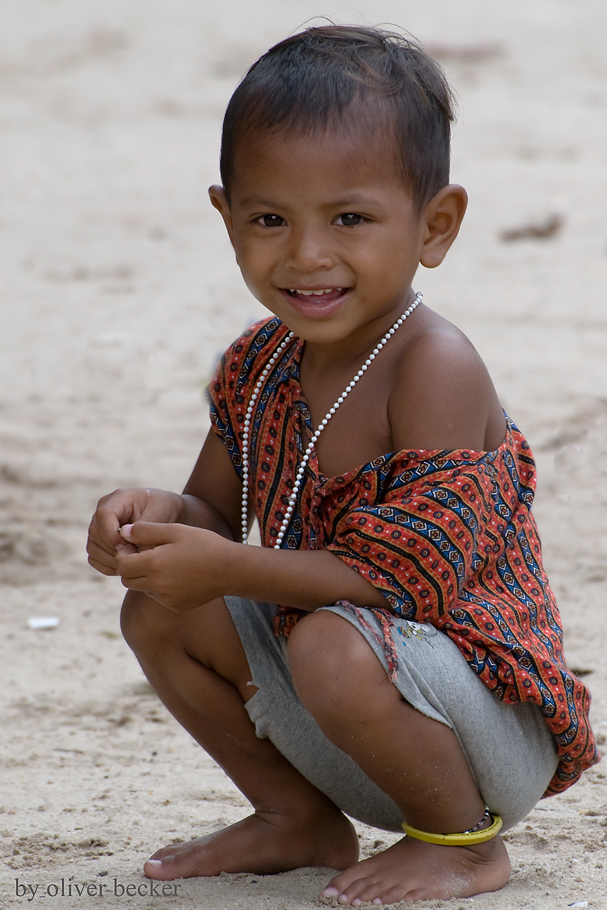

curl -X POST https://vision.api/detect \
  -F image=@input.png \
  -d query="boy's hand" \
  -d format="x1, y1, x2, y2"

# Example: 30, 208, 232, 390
87, 488, 183, 577
114, 522, 231, 611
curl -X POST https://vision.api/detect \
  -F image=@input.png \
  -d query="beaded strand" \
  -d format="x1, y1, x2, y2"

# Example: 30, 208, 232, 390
240, 291, 422, 548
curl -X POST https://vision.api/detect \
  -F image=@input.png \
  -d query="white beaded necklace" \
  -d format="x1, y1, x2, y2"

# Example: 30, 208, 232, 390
241, 291, 422, 548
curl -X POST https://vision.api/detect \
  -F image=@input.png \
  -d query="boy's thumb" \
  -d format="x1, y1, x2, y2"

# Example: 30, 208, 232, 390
119, 521, 168, 549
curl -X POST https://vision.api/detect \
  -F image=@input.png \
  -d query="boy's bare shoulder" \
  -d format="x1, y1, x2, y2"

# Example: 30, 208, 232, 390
398, 308, 485, 379
389, 308, 506, 452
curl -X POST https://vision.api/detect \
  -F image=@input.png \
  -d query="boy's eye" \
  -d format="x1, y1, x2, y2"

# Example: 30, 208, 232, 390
335, 213, 365, 227
257, 214, 284, 227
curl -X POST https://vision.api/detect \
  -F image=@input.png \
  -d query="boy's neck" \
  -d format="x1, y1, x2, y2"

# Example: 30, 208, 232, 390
297, 301, 418, 377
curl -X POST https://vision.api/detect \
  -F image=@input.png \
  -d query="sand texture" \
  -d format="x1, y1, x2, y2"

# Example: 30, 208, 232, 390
1, 1, 606, 907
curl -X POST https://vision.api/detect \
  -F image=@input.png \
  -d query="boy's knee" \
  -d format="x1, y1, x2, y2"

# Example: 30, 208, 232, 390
287, 610, 380, 716
120, 590, 177, 656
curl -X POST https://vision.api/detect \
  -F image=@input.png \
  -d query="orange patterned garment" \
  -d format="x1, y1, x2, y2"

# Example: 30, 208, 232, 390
208, 317, 599, 795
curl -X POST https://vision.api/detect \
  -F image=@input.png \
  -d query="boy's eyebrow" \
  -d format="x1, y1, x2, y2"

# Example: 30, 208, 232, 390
236, 192, 386, 209
328, 193, 384, 209
237, 194, 280, 208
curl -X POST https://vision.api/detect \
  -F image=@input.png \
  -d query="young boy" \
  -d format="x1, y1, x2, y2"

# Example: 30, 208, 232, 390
87, 25, 598, 905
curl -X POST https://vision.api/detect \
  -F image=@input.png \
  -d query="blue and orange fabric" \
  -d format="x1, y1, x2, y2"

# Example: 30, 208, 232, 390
208, 317, 599, 796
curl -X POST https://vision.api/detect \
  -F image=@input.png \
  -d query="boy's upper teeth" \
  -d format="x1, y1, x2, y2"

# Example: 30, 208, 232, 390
292, 288, 340, 296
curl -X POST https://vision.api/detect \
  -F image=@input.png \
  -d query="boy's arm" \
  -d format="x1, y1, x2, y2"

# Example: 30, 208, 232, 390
116, 519, 389, 612
92, 427, 383, 613
180, 429, 244, 539
112, 423, 388, 612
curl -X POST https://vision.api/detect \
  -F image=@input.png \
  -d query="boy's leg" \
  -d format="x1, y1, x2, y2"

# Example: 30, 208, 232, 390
287, 610, 511, 905
120, 591, 358, 879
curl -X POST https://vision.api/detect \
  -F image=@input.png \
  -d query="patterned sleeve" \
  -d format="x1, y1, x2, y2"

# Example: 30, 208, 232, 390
323, 449, 601, 796
324, 448, 529, 622
207, 345, 243, 477
206, 318, 282, 480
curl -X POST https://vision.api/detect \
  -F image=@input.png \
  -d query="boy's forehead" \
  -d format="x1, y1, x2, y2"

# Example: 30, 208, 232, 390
231, 121, 407, 195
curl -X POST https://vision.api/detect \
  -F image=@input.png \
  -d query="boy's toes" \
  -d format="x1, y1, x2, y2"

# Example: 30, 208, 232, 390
144, 855, 183, 880
144, 839, 210, 880
321, 875, 378, 906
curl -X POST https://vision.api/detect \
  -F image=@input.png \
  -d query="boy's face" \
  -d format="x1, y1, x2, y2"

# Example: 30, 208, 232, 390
210, 126, 459, 357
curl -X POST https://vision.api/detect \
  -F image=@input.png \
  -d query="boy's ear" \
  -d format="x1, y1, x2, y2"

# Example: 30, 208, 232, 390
208, 185, 235, 246
419, 185, 468, 269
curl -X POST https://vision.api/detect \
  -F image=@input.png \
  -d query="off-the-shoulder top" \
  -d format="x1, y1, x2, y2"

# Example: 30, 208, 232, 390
208, 317, 599, 795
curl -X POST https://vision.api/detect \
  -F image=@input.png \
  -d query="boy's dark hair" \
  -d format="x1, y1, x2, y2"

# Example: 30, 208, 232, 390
220, 25, 455, 212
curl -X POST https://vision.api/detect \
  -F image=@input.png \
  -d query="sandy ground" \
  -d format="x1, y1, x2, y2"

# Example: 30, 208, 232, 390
1, 1, 606, 908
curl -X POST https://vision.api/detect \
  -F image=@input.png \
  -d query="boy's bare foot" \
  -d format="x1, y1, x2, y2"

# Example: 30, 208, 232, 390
320, 835, 511, 905
143, 806, 359, 881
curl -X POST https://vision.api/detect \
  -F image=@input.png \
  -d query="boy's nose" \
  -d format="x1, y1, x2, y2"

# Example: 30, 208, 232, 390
284, 228, 334, 273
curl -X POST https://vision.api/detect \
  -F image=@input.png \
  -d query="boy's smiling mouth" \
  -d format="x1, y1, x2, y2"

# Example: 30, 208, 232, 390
285, 287, 347, 303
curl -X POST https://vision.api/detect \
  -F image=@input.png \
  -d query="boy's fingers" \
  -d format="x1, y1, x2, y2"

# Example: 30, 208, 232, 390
115, 548, 151, 580
119, 574, 152, 594
88, 512, 123, 552
92, 489, 151, 549
86, 538, 118, 573
87, 555, 117, 577
120, 520, 177, 549
115, 541, 139, 556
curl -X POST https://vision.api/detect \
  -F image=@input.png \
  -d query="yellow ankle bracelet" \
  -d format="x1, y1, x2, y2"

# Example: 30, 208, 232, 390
402, 812, 503, 846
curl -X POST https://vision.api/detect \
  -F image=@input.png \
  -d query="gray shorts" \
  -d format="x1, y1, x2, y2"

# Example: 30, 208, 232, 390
225, 597, 559, 832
